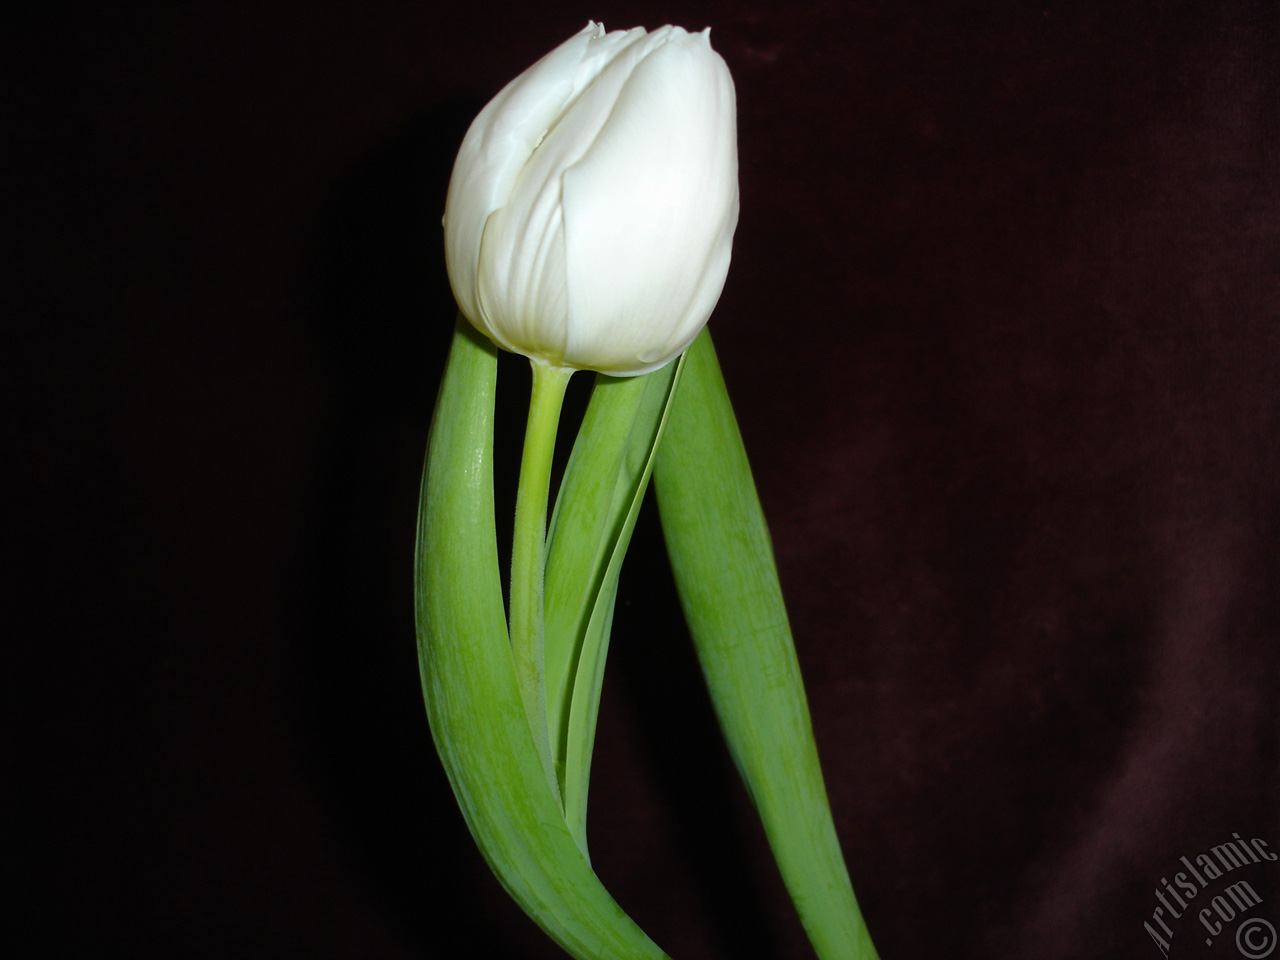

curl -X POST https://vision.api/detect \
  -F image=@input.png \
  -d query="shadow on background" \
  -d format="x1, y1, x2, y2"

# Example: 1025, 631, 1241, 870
298, 97, 512, 956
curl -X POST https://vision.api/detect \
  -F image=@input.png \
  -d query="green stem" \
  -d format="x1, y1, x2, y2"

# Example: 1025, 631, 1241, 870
510, 359, 573, 802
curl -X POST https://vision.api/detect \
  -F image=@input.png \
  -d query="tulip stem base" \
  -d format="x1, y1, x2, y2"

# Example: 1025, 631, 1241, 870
510, 360, 574, 800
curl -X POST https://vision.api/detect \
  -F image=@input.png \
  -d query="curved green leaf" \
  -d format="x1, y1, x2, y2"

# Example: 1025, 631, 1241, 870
545, 359, 683, 856
416, 319, 669, 960
654, 330, 880, 960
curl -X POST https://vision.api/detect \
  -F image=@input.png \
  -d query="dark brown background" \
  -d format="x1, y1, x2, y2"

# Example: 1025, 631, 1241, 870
10, 2, 1279, 958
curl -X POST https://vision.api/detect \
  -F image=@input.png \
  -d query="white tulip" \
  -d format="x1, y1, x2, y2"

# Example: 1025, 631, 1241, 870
443, 22, 739, 377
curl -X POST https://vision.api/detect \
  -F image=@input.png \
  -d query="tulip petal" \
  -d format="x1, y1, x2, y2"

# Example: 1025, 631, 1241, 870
444, 23, 602, 328
474, 26, 654, 363
446, 24, 738, 375
561, 29, 738, 375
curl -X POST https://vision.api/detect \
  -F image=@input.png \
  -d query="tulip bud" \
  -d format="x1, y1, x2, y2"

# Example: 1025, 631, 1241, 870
443, 22, 739, 377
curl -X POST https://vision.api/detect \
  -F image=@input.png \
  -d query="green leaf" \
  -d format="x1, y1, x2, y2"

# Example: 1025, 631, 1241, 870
545, 358, 683, 856
416, 319, 669, 960
653, 330, 881, 960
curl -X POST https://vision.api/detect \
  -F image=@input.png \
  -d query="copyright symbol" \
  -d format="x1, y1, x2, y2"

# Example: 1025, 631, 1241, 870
1237, 918, 1277, 959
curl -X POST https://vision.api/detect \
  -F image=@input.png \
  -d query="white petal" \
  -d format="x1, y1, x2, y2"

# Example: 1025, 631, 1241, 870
443, 23, 602, 328
473, 26, 654, 360
561, 30, 739, 375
